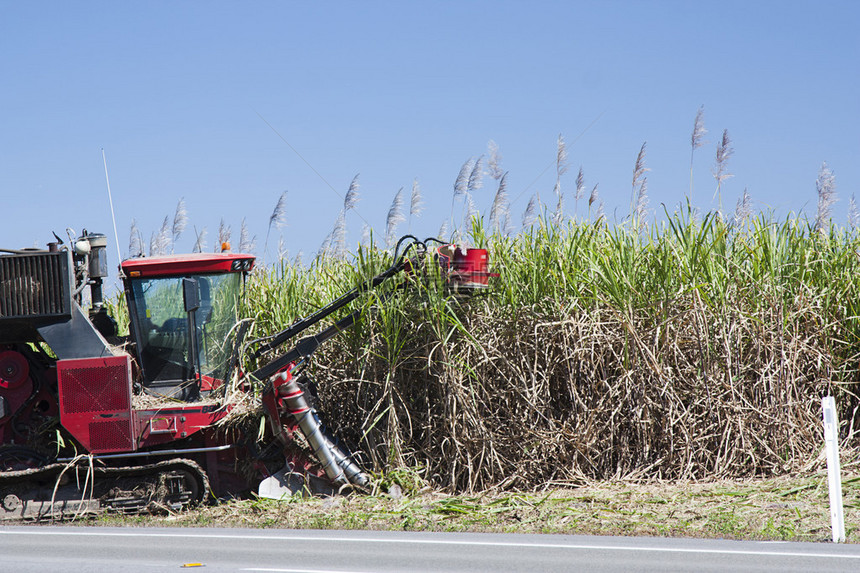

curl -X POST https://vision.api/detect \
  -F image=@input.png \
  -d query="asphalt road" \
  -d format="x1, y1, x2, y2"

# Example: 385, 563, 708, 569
1, 526, 859, 572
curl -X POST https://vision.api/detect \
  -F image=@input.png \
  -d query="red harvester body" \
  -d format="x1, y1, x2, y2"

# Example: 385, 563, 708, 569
0, 231, 493, 519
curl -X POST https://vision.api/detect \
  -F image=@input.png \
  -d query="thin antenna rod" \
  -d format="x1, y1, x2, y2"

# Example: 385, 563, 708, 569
102, 148, 123, 269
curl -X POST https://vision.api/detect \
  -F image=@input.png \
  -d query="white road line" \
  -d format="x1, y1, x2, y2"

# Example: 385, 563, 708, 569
0, 529, 857, 560
241, 569, 371, 573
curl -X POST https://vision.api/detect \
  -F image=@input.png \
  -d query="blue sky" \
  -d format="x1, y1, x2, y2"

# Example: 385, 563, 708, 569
2, 1, 858, 283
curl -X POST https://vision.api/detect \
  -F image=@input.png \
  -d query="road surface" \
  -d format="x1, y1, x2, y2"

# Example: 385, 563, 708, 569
1, 526, 859, 572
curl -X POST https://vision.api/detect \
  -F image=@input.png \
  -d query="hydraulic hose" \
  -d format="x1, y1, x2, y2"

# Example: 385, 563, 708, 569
273, 372, 368, 488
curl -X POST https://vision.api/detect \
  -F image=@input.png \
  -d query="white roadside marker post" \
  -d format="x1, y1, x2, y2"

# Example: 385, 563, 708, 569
822, 396, 845, 543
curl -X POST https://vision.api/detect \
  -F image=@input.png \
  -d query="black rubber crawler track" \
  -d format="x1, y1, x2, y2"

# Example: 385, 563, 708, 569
0, 457, 210, 520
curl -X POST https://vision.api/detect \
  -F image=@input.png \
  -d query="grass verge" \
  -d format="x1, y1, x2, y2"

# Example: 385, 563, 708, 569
86, 473, 860, 543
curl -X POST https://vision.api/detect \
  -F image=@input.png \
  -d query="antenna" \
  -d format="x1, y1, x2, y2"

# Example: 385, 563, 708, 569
102, 148, 123, 271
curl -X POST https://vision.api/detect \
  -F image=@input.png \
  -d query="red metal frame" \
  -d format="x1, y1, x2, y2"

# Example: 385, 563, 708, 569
122, 253, 255, 278
57, 354, 237, 455
134, 403, 232, 449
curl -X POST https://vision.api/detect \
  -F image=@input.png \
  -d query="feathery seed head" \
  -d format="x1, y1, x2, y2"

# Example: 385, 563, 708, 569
192, 226, 207, 254
502, 210, 515, 237
217, 218, 231, 249
464, 195, 481, 239
468, 155, 484, 193
269, 191, 288, 230
386, 188, 406, 248
239, 218, 256, 254
691, 106, 707, 150
732, 188, 752, 228
332, 209, 347, 258
128, 219, 143, 258
344, 174, 360, 211
522, 193, 539, 228
277, 236, 288, 262
552, 195, 564, 226
713, 129, 734, 184
595, 199, 606, 223
172, 198, 188, 244
454, 158, 474, 198
815, 161, 837, 233
589, 183, 600, 208
489, 172, 510, 232
575, 167, 585, 201
410, 178, 424, 218
487, 140, 504, 180
437, 219, 449, 241
265, 190, 288, 255
635, 178, 649, 229
156, 215, 171, 255
632, 142, 649, 191
465, 193, 479, 221
849, 194, 859, 229
556, 134, 569, 177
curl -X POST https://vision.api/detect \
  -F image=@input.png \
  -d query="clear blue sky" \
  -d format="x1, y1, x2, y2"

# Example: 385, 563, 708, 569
2, 1, 858, 282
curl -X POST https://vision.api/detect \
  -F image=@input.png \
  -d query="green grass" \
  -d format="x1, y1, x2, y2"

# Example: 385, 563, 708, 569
87, 473, 860, 543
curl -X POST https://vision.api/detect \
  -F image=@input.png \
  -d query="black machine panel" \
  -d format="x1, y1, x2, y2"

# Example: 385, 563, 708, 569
0, 251, 72, 321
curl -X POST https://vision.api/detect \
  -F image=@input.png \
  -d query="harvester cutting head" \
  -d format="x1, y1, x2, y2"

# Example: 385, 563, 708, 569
434, 244, 499, 293
393, 235, 499, 295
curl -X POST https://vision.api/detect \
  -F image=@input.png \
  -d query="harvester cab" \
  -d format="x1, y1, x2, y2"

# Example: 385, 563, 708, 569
121, 252, 255, 401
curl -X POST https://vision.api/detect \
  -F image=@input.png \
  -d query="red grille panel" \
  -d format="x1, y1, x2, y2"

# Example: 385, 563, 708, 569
89, 419, 134, 451
58, 355, 135, 453
59, 360, 131, 413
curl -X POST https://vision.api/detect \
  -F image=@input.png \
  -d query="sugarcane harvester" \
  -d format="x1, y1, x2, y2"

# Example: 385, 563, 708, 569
0, 229, 495, 519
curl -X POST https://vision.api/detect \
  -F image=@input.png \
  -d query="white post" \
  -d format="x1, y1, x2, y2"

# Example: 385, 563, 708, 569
822, 396, 845, 543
